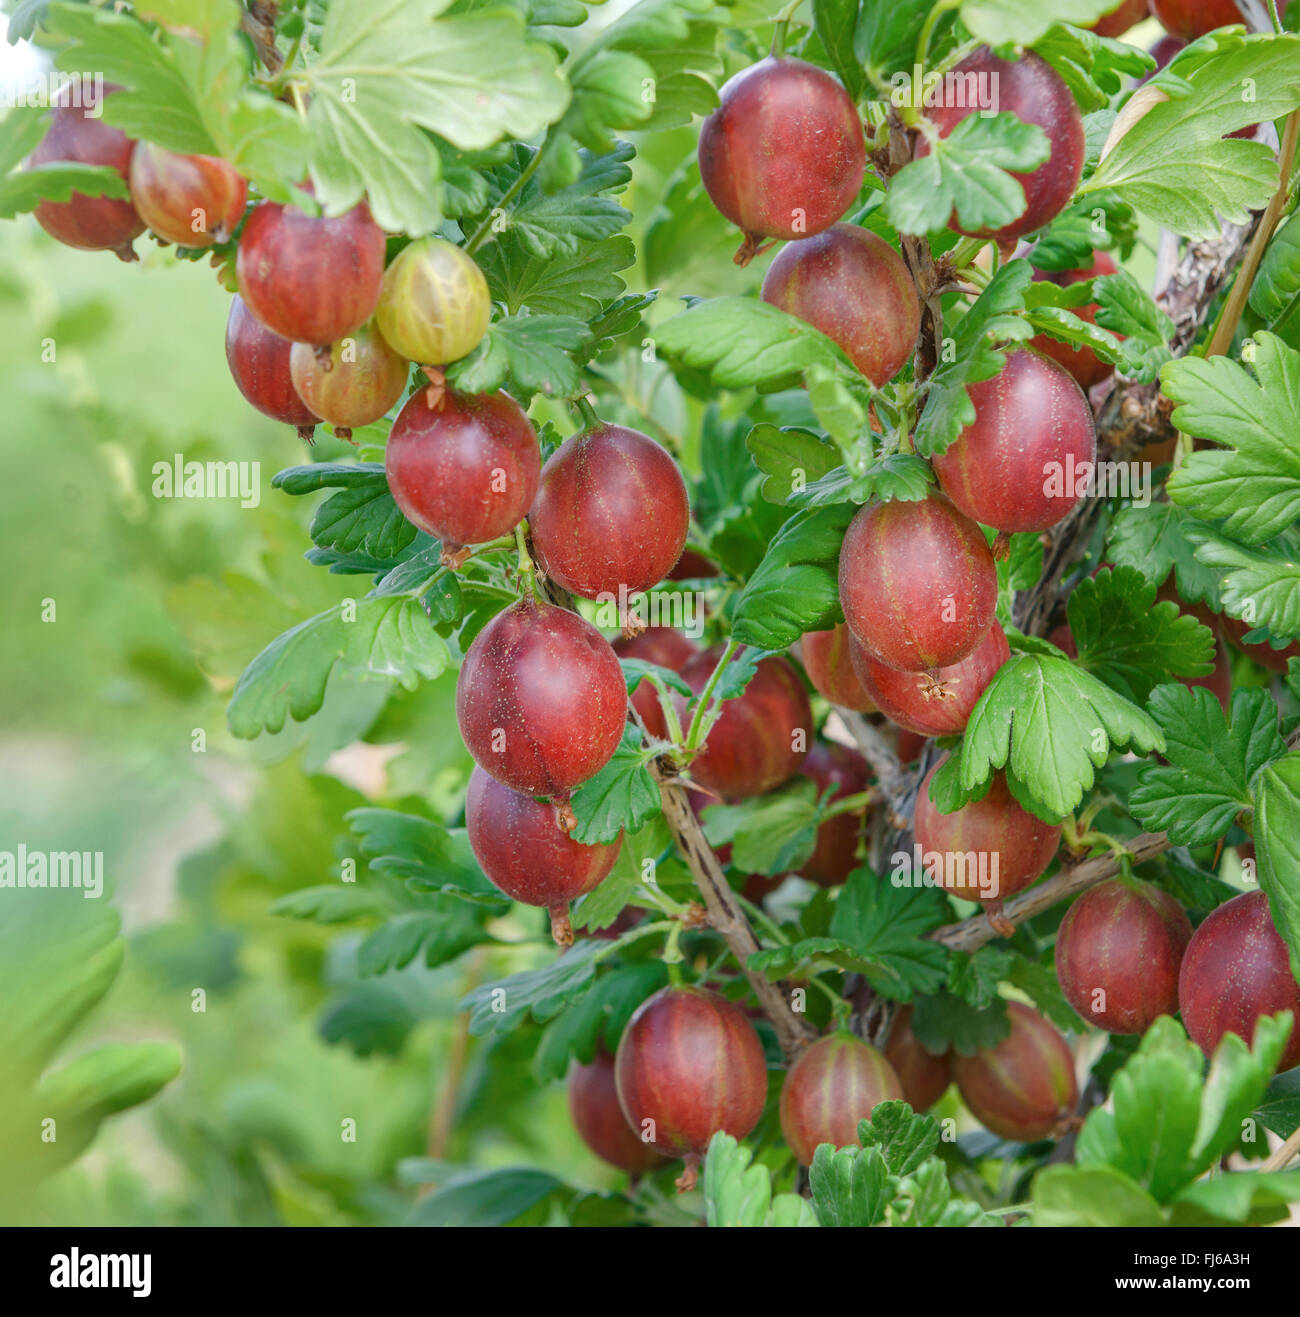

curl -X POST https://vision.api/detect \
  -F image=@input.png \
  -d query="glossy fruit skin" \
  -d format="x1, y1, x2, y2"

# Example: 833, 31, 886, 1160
914, 761, 1062, 905
802, 623, 876, 712
128, 142, 246, 247
698, 57, 865, 251
1090, 0, 1148, 36
1030, 252, 1119, 391
236, 199, 384, 345
225, 295, 319, 429
569, 1049, 667, 1174
1056, 879, 1193, 1034
883, 1006, 952, 1111
614, 986, 768, 1156
1151, 0, 1277, 39
953, 1001, 1078, 1142
615, 628, 698, 739
799, 741, 871, 886
780, 1034, 903, 1166
385, 388, 540, 551
456, 599, 627, 797
530, 424, 690, 599
1179, 890, 1300, 1072
851, 621, 1009, 738
933, 348, 1097, 533
1221, 614, 1300, 674
376, 236, 490, 365
760, 225, 920, 387
674, 648, 811, 799
922, 50, 1084, 242
289, 322, 408, 432
30, 85, 143, 256
839, 493, 997, 673
466, 766, 620, 906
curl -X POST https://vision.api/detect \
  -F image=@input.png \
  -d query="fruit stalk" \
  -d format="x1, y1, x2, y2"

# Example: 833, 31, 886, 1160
650, 762, 816, 1057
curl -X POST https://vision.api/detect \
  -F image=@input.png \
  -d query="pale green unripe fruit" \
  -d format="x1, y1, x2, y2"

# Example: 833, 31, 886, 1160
376, 236, 490, 365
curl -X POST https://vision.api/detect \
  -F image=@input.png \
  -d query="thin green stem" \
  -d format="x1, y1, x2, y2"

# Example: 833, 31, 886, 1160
736, 893, 790, 947
822, 788, 876, 820
684, 639, 738, 751
915, 0, 960, 72
572, 394, 600, 429
514, 520, 539, 601
466, 146, 545, 255
770, 0, 803, 57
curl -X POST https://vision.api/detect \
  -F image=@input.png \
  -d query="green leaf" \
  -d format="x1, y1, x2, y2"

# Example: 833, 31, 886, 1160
960, 0, 1121, 47
1163, 335, 1300, 544
653, 296, 855, 391
569, 727, 661, 845
445, 313, 591, 398
1256, 754, 1300, 981
730, 505, 855, 650
1105, 501, 1224, 611
348, 808, 504, 905
858, 1101, 940, 1177
228, 595, 450, 739
886, 113, 1049, 238
807, 1142, 892, 1227
814, 0, 865, 99
1084, 34, 1300, 239
1067, 566, 1215, 703
271, 884, 390, 924
745, 425, 841, 505
959, 653, 1165, 818
913, 261, 1036, 458
480, 232, 635, 317
1170, 1170, 1300, 1226
909, 991, 1010, 1057
534, 962, 668, 1081
702, 1132, 774, 1228
496, 143, 633, 259
1130, 687, 1287, 846
304, 0, 569, 235
1250, 206, 1300, 325
406, 1166, 565, 1226
1185, 526, 1300, 643
1032, 1164, 1166, 1227
461, 939, 604, 1036
1077, 1016, 1204, 1202
700, 781, 820, 878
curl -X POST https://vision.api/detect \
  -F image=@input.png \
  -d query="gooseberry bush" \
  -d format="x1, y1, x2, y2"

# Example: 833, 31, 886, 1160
11, 0, 1300, 1229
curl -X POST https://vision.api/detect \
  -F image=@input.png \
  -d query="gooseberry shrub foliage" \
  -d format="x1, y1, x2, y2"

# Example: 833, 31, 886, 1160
11, 0, 1300, 1228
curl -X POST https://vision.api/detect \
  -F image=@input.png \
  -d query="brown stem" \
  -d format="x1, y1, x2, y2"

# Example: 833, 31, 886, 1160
651, 762, 816, 1058
1206, 110, 1300, 359
840, 711, 913, 824
930, 832, 1171, 953
1261, 1121, 1300, 1172
241, 1, 283, 75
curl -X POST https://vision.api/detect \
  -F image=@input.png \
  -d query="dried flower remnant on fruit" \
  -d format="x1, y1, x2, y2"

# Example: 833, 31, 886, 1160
129, 143, 247, 249
466, 767, 621, 946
